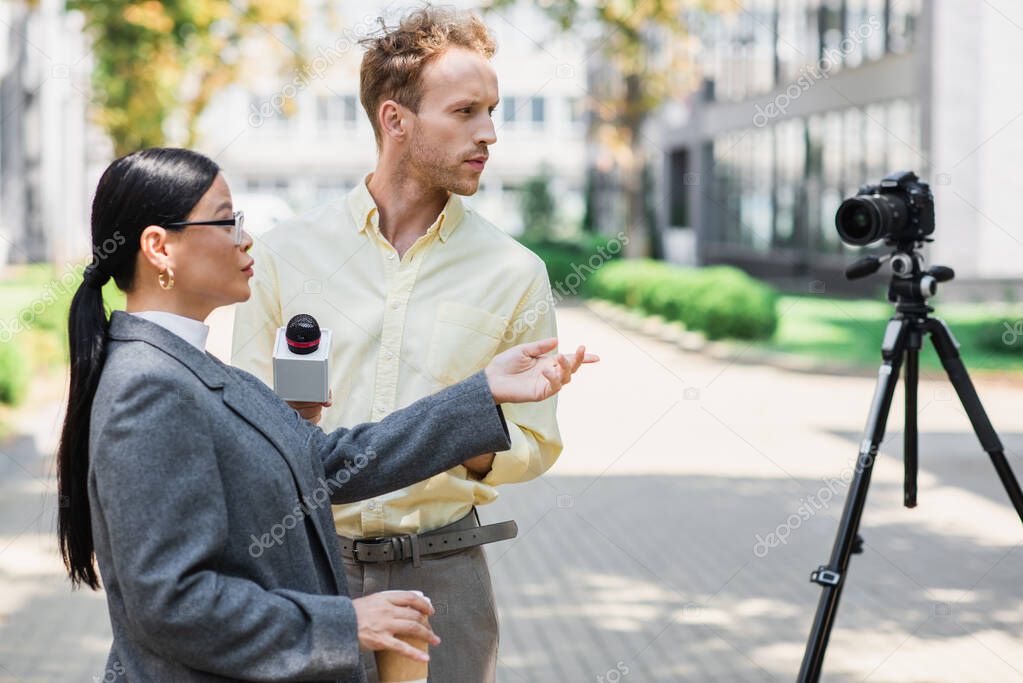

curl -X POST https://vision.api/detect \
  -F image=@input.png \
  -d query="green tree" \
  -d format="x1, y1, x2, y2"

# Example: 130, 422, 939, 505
68, 0, 305, 155
484, 0, 722, 258
520, 165, 557, 242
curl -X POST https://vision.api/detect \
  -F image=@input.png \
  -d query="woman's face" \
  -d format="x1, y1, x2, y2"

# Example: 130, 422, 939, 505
167, 173, 254, 310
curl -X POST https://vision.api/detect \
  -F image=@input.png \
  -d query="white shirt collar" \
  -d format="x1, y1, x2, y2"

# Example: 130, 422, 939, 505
130, 311, 210, 352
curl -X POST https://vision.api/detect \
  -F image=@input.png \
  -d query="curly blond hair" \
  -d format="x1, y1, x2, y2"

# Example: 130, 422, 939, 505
359, 6, 497, 145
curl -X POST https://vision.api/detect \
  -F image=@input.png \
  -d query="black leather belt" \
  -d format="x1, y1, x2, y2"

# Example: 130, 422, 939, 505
339, 513, 517, 567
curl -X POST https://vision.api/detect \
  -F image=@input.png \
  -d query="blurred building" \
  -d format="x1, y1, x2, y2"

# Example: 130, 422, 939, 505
0, 0, 102, 270
654, 0, 1023, 294
196, 0, 588, 237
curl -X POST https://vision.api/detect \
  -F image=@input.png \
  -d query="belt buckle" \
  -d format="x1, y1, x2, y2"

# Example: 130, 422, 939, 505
353, 534, 421, 565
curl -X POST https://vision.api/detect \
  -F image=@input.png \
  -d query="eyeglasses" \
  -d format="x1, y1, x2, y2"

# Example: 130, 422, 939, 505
162, 210, 246, 245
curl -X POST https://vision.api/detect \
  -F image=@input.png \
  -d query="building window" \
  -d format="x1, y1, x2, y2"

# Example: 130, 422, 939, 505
246, 177, 291, 199
773, 118, 805, 247
567, 96, 586, 128
249, 94, 294, 130
317, 94, 357, 128
502, 96, 518, 125
862, 0, 887, 61
887, 0, 921, 54
316, 177, 355, 203
818, 0, 846, 63
530, 96, 545, 127
668, 148, 690, 227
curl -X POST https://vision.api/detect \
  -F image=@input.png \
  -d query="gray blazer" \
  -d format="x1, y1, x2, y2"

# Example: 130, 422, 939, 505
87, 311, 511, 682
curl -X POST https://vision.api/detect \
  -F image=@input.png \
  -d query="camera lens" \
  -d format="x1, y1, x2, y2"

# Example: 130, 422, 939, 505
836, 197, 881, 245
835, 194, 907, 246
836, 200, 877, 244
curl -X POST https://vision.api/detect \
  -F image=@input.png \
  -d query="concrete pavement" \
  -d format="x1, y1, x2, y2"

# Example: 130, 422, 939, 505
1, 300, 1021, 681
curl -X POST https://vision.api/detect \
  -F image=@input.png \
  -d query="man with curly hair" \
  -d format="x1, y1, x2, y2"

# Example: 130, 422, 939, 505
233, 7, 562, 681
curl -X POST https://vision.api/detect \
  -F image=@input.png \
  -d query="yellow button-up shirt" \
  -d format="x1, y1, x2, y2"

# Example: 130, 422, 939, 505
231, 178, 562, 538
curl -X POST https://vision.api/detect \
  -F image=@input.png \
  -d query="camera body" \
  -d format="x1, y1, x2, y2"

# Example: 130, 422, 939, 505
835, 170, 935, 246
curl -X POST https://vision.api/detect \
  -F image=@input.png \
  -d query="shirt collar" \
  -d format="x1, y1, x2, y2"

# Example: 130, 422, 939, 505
129, 310, 210, 352
347, 173, 465, 243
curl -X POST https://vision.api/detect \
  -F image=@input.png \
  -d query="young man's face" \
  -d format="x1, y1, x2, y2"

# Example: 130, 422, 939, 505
404, 46, 499, 196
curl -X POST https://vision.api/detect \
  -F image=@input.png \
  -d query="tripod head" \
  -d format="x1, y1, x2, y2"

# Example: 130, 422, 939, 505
844, 240, 955, 315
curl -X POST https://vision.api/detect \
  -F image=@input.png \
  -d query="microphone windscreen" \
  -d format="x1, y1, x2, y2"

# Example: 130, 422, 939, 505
286, 314, 321, 355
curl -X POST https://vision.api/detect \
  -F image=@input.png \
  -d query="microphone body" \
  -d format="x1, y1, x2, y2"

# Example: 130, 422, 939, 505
272, 315, 331, 403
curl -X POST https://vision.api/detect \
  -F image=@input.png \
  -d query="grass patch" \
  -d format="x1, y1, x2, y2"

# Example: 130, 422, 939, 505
762, 295, 1023, 372
0, 263, 126, 407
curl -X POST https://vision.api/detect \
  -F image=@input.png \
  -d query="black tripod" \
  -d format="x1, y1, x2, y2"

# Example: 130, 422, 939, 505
797, 244, 1023, 682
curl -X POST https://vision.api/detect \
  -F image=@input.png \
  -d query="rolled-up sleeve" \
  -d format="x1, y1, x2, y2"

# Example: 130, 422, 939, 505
482, 264, 563, 486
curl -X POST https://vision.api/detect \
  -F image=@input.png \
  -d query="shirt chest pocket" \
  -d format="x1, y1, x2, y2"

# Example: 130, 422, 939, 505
426, 301, 509, 386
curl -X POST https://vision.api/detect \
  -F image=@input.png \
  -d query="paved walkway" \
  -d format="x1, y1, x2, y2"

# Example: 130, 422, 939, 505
1, 301, 1022, 682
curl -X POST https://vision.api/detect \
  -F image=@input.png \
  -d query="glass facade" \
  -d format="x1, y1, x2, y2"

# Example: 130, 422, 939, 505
708, 98, 922, 256
696, 0, 922, 103
675, 0, 926, 267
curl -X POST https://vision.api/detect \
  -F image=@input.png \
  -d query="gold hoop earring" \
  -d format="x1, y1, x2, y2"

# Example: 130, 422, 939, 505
158, 267, 175, 290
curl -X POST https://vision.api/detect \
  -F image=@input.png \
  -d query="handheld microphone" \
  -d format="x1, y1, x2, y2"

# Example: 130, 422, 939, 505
272, 314, 331, 403
286, 314, 321, 354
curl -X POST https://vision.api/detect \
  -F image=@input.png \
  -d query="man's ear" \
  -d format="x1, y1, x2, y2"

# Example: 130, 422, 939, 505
379, 99, 407, 141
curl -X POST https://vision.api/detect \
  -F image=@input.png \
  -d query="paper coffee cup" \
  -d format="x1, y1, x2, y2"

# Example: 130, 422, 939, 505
374, 590, 431, 683
375, 634, 428, 683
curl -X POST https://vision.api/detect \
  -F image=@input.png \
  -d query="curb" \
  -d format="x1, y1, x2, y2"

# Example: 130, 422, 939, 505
580, 299, 1023, 381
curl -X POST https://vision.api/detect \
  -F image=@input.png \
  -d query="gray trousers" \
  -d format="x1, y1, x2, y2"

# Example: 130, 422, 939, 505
342, 511, 500, 683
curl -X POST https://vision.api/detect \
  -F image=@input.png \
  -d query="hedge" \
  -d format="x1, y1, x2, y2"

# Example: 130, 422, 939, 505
518, 234, 625, 292
583, 259, 779, 341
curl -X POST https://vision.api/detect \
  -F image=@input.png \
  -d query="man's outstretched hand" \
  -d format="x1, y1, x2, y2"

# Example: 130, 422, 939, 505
484, 338, 599, 405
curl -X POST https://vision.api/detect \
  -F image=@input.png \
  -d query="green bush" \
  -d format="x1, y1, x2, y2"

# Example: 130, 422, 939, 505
519, 234, 625, 293
0, 339, 29, 406
584, 259, 779, 341
519, 167, 557, 242
975, 319, 1023, 356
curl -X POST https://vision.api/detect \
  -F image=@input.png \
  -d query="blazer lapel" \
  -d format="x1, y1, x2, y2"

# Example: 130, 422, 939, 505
107, 311, 345, 594
219, 380, 345, 593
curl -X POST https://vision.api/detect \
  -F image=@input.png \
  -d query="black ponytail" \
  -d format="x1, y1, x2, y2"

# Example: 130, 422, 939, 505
58, 148, 220, 589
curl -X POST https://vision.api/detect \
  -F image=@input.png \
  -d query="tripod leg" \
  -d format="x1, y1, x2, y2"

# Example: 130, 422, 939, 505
799, 319, 909, 682
905, 346, 919, 508
926, 319, 1023, 522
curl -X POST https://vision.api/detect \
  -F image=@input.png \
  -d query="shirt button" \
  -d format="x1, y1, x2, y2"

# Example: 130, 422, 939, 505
367, 501, 377, 511
387, 253, 396, 260
391, 301, 400, 310
384, 350, 394, 360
